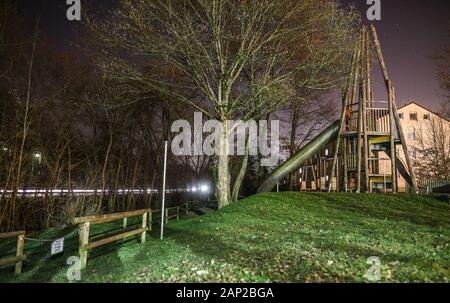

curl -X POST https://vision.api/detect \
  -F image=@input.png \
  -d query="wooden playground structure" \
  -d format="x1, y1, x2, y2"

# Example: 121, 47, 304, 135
261, 25, 418, 194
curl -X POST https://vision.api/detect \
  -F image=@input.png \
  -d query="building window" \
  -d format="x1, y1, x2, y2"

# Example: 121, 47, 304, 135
409, 112, 418, 121
399, 113, 404, 119
423, 113, 430, 120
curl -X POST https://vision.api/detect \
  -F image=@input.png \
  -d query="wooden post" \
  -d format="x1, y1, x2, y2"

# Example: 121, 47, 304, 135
328, 37, 359, 193
343, 138, 348, 192
362, 27, 371, 193
391, 95, 419, 193
388, 83, 398, 193
354, 31, 363, 193
165, 209, 169, 224
15, 234, 25, 275
176, 207, 180, 220
148, 211, 153, 232
79, 222, 90, 270
185, 202, 189, 215
141, 213, 147, 244
123, 217, 128, 230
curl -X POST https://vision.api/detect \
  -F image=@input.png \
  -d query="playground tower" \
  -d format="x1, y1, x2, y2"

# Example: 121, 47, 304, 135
259, 25, 418, 194
329, 25, 418, 193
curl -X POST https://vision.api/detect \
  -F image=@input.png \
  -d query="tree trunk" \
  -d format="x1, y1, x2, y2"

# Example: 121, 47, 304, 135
232, 140, 249, 202
216, 122, 230, 209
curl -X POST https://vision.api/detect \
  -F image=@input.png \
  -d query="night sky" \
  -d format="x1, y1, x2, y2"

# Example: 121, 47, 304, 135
21, 0, 450, 111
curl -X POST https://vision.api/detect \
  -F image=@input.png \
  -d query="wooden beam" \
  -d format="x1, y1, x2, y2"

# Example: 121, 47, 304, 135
362, 27, 371, 192
356, 29, 364, 193
391, 88, 419, 193
72, 208, 152, 225
87, 228, 148, 250
388, 83, 398, 193
0, 255, 27, 267
370, 25, 400, 193
0, 231, 25, 239
328, 37, 360, 193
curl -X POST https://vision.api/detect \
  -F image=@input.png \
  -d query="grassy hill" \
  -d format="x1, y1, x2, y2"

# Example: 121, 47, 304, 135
1, 193, 449, 283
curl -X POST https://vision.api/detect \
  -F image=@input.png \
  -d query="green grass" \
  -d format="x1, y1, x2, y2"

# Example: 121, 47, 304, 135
1, 193, 449, 283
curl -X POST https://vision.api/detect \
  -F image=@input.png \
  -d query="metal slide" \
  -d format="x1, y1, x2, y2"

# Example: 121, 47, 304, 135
258, 120, 340, 193
257, 120, 415, 193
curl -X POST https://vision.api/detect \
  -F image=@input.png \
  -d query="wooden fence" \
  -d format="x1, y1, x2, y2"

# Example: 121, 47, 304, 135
407, 179, 450, 193
71, 202, 191, 270
0, 231, 26, 275
71, 209, 151, 270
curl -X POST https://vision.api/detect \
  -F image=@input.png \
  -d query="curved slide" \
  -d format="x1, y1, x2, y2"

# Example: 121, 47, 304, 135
258, 121, 414, 193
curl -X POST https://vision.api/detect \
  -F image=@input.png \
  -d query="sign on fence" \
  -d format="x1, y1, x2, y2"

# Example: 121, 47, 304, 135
51, 238, 64, 255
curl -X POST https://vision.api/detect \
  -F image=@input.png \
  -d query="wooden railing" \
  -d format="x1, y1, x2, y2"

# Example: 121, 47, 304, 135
165, 202, 189, 223
366, 108, 390, 133
71, 202, 190, 269
0, 231, 26, 275
71, 209, 151, 270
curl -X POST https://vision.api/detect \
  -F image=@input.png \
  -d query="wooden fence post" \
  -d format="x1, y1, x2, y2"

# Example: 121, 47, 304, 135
165, 209, 169, 224
176, 207, 180, 220
148, 212, 153, 232
123, 218, 128, 230
185, 202, 189, 215
141, 213, 148, 244
15, 234, 25, 275
79, 222, 90, 270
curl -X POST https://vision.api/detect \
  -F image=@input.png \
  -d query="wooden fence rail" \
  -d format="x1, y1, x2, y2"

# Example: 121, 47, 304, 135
71, 209, 151, 270
0, 231, 26, 275
149, 202, 190, 227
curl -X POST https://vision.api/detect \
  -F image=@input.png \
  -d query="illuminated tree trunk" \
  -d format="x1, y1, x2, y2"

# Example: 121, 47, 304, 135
216, 122, 230, 209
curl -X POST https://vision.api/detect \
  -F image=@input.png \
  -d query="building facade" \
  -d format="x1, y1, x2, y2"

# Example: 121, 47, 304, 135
396, 102, 450, 191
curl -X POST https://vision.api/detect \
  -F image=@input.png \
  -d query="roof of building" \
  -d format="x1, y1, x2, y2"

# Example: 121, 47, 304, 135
398, 101, 450, 123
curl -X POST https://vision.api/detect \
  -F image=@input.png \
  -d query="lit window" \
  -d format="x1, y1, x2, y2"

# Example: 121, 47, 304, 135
409, 113, 418, 121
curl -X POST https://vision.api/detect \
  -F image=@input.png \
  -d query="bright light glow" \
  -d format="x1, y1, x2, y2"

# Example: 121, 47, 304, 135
200, 185, 209, 193
34, 152, 42, 159
191, 187, 197, 192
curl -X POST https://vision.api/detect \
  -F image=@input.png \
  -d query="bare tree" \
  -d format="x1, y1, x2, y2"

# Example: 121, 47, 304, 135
414, 117, 450, 181
88, 0, 357, 208
434, 28, 450, 118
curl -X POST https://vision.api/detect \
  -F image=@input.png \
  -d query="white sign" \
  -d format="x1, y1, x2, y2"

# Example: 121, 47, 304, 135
51, 238, 65, 255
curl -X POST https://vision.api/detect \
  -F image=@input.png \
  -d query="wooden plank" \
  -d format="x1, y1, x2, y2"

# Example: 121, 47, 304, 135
72, 208, 152, 225
0, 231, 25, 239
86, 228, 148, 250
167, 214, 178, 220
0, 255, 27, 267
15, 235, 25, 275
